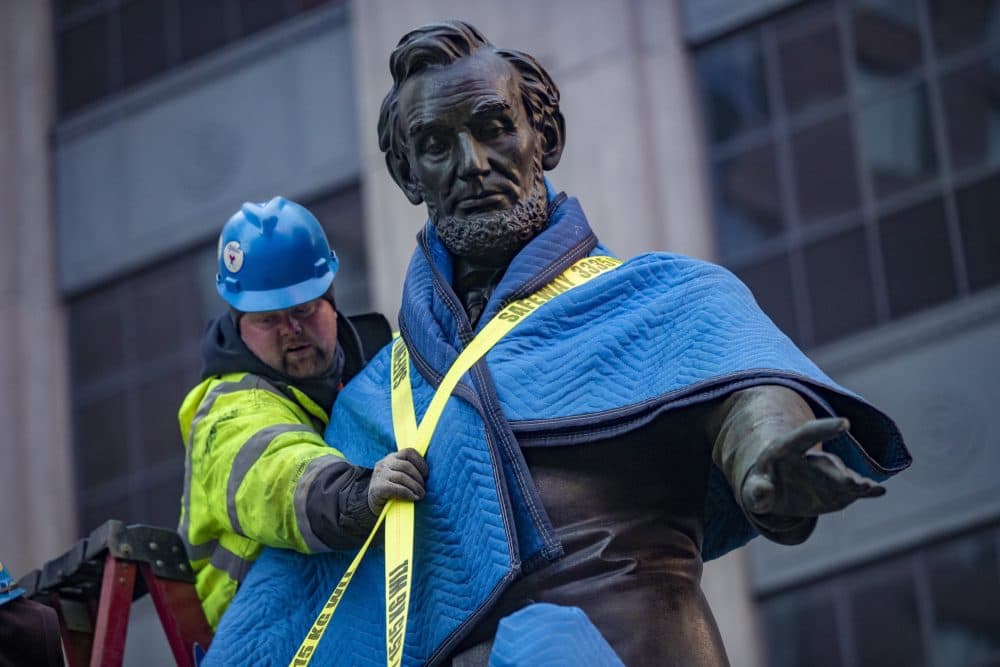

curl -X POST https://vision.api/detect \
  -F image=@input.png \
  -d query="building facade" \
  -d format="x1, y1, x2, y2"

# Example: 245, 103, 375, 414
0, 0, 997, 664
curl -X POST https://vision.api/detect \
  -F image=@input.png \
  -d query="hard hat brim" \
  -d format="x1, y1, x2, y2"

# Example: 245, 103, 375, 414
218, 272, 335, 313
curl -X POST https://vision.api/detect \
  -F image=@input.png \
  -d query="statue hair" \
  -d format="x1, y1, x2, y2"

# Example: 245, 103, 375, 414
377, 20, 564, 201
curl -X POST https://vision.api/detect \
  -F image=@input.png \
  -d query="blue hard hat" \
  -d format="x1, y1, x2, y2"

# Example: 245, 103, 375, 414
216, 196, 339, 312
0, 560, 24, 607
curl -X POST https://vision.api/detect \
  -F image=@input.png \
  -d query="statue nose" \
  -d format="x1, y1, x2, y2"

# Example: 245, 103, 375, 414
456, 133, 488, 180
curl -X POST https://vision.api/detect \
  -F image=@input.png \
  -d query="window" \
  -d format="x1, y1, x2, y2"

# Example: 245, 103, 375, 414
760, 522, 1000, 667
55, 0, 339, 116
695, 0, 1000, 349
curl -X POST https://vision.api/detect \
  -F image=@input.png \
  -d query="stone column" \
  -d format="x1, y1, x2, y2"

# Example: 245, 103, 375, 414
0, 0, 76, 577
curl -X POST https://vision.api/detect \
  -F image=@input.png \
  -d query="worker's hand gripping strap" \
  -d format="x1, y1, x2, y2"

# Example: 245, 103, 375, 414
289, 255, 622, 667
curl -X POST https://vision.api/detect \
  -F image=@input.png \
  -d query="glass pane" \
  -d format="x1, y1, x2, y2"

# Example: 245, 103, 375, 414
955, 173, 1000, 291
791, 115, 861, 223
239, 0, 288, 36
292, 0, 335, 12
308, 186, 372, 314
940, 53, 1000, 173
804, 225, 877, 344
130, 257, 202, 359
142, 473, 184, 530
859, 85, 938, 199
849, 559, 925, 666
70, 286, 125, 385
852, 0, 924, 97
76, 394, 131, 490
927, 531, 1000, 667
137, 368, 195, 468
178, 0, 229, 63
763, 587, 843, 667
776, 5, 846, 114
696, 32, 771, 144
58, 14, 112, 114
878, 197, 958, 318
734, 254, 801, 344
713, 143, 785, 260
121, 0, 169, 87
80, 493, 143, 537
929, 0, 1000, 58
58, 0, 102, 17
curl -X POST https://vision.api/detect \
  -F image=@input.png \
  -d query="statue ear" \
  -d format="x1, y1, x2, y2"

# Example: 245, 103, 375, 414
540, 109, 566, 171
385, 151, 424, 205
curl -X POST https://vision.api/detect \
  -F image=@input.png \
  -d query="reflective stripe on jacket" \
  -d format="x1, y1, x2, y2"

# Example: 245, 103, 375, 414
177, 371, 346, 628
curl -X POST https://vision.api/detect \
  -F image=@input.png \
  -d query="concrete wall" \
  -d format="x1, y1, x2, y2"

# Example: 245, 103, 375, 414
0, 0, 76, 579
350, 2, 760, 664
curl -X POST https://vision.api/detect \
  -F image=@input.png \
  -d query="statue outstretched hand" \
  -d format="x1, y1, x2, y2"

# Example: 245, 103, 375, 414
708, 385, 886, 544
740, 417, 884, 517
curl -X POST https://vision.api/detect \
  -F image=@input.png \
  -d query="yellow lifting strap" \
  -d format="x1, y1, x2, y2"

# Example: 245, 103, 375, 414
289, 255, 622, 667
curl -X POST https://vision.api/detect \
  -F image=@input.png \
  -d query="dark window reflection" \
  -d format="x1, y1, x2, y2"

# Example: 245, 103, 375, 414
696, 32, 770, 144
929, 0, 1000, 58
178, 0, 229, 63
860, 85, 938, 198
58, 14, 112, 114
849, 560, 925, 666
714, 144, 785, 260
58, 0, 102, 18
735, 254, 801, 344
138, 368, 195, 468
927, 532, 1000, 666
70, 287, 125, 385
76, 394, 131, 490
792, 115, 861, 223
239, 0, 289, 37
805, 226, 877, 344
878, 197, 957, 318
940, 53, 1000, 173
308, 185, 372, 314
121, 0, 169, 87
130, 257, 202, 359
144, 474, 185, 530
763, 587, 843, 667
956, 173, 1000, 291
852, 0, 923, 98
777, 5, 846, 114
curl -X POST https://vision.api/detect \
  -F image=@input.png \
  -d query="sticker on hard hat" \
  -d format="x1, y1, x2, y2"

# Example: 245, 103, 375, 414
223, 241, 245, 273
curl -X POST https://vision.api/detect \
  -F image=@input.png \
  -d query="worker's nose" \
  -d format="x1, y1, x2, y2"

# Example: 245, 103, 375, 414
456, 133, 488, 181
278, 313, 303, 335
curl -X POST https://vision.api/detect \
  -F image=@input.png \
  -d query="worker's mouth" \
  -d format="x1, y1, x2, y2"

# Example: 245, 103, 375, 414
285, 344, 312, 357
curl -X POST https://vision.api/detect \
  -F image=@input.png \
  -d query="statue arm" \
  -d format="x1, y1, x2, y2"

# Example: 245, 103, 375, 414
703, 385, 885, 545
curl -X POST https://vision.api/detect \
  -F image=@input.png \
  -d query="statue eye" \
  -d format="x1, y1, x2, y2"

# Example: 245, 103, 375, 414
479, 119, 507, 139
422, 133, 450, 156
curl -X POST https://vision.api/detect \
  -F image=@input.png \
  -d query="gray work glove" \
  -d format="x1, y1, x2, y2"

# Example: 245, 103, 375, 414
367, 448, 429, 515
707, 385, 885, 544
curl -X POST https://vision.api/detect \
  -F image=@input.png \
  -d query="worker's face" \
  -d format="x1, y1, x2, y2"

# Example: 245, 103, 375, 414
397, 50, 548, 261
239, 297, 338, 379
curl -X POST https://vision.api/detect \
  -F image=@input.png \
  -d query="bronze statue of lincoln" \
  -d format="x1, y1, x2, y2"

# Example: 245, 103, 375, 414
204, 20, 910, 667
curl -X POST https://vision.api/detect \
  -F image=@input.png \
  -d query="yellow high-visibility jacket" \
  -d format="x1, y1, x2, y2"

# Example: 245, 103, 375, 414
178, 371, 351, 628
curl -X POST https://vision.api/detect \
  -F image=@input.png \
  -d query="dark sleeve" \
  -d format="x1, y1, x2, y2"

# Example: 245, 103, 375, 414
305, 460, 379, 549
0, 597, 64, 667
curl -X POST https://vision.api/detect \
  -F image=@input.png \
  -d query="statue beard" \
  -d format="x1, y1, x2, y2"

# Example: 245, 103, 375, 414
431, 172, 548, 262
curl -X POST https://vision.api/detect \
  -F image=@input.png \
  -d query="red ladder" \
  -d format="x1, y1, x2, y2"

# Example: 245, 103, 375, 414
17, 520, 212, 667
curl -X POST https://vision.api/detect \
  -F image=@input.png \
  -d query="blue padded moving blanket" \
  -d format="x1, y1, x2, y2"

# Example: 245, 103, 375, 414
206, 193, 910, 666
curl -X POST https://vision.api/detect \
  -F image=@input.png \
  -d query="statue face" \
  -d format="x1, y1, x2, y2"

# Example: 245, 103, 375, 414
397, 50, 548, 259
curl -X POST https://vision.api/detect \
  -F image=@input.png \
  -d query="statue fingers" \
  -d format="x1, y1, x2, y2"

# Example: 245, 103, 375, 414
741, 473, 777, 514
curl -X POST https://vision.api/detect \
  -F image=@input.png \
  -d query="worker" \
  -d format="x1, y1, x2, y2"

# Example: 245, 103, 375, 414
178, 196, 428, 628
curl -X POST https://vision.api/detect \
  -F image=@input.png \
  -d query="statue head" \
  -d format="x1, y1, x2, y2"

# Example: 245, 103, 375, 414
377, 20, 565, 261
